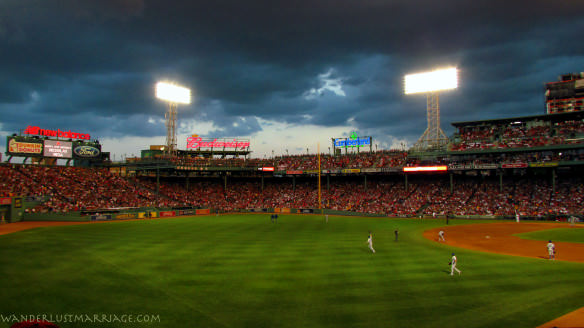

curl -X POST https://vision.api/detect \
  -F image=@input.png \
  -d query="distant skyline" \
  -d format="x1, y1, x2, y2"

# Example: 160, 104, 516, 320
1, 0, 583, 160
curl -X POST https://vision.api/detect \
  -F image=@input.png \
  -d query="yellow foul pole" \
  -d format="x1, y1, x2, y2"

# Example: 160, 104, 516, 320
318, 143, 322, 211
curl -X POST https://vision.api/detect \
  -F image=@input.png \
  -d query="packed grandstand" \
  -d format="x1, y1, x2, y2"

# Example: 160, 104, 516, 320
1, 106, 583, 220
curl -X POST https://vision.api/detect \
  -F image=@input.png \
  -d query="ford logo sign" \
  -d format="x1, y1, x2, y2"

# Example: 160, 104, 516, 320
74, 145, 100, 157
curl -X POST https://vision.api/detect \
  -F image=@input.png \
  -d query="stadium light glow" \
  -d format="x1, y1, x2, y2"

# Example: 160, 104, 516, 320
404, 67, 458, 94
155, 82, 191, 104
403, 166, 448, 172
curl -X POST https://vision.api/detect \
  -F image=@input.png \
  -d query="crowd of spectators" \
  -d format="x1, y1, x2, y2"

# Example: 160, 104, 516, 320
2, 163, 582, 217
450, 120, 584, 151
275, 151, 407, 171
149, 151, 408, 171
133, 175, 584, 217
0, 164, 159, 212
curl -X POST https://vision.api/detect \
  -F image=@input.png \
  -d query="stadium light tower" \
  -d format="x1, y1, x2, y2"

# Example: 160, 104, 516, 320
405, 67, 458, 151
155, 81, 191, 156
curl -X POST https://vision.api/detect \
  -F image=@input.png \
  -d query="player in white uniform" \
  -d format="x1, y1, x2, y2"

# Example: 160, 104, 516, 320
450, 253, 461, 275
366, 232, 375, 253
438, 230, 445, 242
547, 240, 555, 260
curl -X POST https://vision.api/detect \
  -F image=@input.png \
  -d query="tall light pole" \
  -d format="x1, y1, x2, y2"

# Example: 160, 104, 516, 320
405, 67, 458, 151
155, 81, 191, 157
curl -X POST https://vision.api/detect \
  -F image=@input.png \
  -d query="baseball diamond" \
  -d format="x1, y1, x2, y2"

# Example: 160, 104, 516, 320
0, 216, 582, 328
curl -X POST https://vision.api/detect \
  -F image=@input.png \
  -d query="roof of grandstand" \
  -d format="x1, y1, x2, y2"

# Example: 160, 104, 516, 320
451, 110, 584, 128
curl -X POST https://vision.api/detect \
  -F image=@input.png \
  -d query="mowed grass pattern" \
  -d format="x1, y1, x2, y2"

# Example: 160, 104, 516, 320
0, 215, 583, 328
517, 227, 584, 244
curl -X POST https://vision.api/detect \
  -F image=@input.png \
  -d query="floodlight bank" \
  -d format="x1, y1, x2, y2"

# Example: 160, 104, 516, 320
404, 67, 458, 94
156, 82, 191, 104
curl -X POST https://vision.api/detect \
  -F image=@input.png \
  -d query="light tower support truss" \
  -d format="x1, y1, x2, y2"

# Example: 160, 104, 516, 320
412, 92, 449, 151
165, 102, 178, 156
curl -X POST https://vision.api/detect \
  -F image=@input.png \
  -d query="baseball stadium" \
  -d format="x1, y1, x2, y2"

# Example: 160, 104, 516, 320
1, 73, 584, 328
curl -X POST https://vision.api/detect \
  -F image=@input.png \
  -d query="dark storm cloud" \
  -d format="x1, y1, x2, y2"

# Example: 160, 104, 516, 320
1, 0, 583, 151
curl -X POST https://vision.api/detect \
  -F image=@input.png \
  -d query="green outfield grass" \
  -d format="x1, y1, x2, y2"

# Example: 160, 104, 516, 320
517, 227, 584, 244
0, 215, 583, 328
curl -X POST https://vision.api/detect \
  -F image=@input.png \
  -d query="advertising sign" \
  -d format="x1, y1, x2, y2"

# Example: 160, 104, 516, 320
73, 145, 101, 158
286, 170, 303, 175
159, 211, 176, 217
186, 137, 250, 150
474, 164, 499, 170
7, 137, 43, 156
502, 163, 528, 169
23, 125, 90, 140
91, 214, 112, 221
43, 140, 72, 158
403, 166, 448, 172
381, 167, 401, 173
529, 162, 559, 168
333, 133, 372, 148
115, 213, 136, 220
448, 164, 473, 170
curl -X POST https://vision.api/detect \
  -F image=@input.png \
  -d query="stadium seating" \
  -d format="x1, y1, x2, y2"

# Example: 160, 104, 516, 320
2, 163, 582, 217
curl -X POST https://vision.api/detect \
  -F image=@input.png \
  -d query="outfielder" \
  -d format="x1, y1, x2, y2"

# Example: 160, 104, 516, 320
366, 232, 375, 253
450, 253, 461, 275
547, 240, 555, 260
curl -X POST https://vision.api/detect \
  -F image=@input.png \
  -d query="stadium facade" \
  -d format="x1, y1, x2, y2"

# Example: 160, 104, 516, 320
2, 75, 584, 222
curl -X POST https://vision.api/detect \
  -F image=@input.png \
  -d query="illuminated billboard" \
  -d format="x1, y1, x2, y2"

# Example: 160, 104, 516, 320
73, 144, 101, 158
333, 133, 372, 148
7, 137, 43, 156
43, 140, 72, 158
23, 125, 91, 140
403, 166, 448, 172
186, 137, 250, 150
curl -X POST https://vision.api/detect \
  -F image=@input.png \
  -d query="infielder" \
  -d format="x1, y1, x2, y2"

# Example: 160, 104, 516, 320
438, 230, 445, 242
450, 253, 461, 275
547, 240, 555, 260
366, 232, 375, 253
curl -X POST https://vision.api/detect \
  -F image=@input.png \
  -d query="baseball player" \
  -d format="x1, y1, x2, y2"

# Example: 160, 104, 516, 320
438, 230, 445, 242
450, 253, 461, 275
366, 232, 375, 253
547, 240, 555, 260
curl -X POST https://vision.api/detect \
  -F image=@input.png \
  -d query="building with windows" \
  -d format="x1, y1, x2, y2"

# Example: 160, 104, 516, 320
545, 72, 584, 114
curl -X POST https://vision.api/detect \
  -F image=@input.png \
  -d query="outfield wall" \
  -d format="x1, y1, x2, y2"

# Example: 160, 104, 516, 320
22, 207, 213, 222
19, 206, 579, 222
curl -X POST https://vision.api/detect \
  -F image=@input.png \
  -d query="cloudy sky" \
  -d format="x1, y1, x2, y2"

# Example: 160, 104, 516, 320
1, 0, 583, 160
